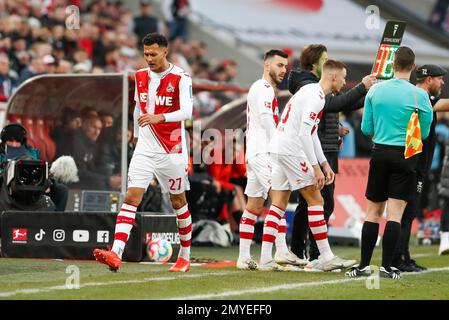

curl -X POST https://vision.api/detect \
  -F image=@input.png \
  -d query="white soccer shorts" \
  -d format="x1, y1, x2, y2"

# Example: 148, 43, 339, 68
127, 152, 190, 194
270, 153, 315, 191
244, 153, 272, 199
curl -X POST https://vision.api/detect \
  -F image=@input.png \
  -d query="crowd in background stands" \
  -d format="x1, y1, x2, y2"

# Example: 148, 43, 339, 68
0, 0, 239, 117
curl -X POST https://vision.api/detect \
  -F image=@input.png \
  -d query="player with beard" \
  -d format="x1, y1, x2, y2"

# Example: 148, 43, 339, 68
238, 49, 306, 270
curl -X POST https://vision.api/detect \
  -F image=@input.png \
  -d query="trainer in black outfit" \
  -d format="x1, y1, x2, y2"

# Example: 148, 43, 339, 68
346, 47, 433, 279
287, 44, 375, 263
392, 64, 447, 272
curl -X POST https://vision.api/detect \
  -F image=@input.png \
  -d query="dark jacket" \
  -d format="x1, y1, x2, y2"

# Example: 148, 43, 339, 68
71, 129, 108, 190
288, 69, 368, 167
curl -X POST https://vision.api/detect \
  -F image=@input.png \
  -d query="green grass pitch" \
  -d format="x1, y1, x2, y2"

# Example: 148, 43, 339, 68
1, 244, 449, 300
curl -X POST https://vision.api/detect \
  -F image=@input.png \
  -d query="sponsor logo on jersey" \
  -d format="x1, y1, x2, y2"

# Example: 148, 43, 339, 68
264, 101, 272, 109
155, 96, 173, 106
309, 112, 317, 120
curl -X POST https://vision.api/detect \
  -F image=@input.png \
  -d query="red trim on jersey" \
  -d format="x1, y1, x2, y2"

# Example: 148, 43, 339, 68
311, 110, 324, 134
135, 69, 150, 115
272, 96, 280, 126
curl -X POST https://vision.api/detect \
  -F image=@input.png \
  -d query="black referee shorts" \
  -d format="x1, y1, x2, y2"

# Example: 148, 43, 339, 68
365, 144, 420, 202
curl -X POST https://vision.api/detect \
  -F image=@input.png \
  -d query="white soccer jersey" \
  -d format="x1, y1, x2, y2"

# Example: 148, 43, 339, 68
245, 79, 279, 160
133, 64, 193, 159
270, 83, 326, 166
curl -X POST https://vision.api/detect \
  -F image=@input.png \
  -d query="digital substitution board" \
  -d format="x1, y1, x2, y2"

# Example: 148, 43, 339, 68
372, 21, 407, 80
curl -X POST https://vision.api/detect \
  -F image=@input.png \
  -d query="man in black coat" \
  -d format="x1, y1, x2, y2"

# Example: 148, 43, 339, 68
288, 44, 375, 270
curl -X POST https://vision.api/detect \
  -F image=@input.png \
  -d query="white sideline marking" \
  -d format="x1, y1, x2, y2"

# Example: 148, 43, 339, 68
168, 266, 449, 300
0, 271, 237, 298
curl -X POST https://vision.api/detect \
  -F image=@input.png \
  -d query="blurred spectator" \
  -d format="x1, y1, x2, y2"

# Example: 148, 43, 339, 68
165, 0, 191, 41
99, 111, 114, 128
80, 106, 98, 120
69, 116, 112, 189
133, 0, 161, 44
51, 107, 82, 158
0, 52, 17, 101
429, 0, 449, 31
16, 57, 45, 86
96, 121, 134, 191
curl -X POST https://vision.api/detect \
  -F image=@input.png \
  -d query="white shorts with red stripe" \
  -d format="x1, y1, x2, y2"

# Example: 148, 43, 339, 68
127, 152, 190, 194
244, 153, 272, 199
270, 153, 315, 191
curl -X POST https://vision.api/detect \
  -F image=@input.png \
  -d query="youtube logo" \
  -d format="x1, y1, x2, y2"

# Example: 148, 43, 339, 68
73, 230, 89, 242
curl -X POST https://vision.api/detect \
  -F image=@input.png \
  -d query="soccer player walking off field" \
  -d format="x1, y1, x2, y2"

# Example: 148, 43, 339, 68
94, 33, 193, 272
237, 49, 307, 270
259, 60, 356, 271
346, 47, 433, 279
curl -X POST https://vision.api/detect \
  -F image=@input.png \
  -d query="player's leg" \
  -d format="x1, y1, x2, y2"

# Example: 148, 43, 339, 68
155, 154, 192, 272
237, 195, 264, 269
168, 191, 192, 272
307, 180, 335, 262
94, 153, 153, 271
381, 198, 407, 276
259, 189, 291, 270
258, 154, 291, 270
345, 199, 385, 277
300, 186, 356, 271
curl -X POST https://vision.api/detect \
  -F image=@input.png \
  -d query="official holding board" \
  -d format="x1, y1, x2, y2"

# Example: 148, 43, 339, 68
346, 46, 433, 279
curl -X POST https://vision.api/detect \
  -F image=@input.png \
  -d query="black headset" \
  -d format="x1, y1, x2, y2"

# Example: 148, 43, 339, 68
0, 123, 27, 145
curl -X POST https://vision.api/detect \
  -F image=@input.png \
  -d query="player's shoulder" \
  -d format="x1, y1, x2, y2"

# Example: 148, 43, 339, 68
250, 79, 274, 92
135, 67, 150, 75
171, 65, 192, 79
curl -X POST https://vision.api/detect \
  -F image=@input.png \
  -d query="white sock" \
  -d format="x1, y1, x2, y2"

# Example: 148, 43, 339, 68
260, 205, 284, 264
176, 204, 192, 261
308, 205, 334, 261
112, 202, 137, 259
238, 209, 258, 261
275, 217, 289, 254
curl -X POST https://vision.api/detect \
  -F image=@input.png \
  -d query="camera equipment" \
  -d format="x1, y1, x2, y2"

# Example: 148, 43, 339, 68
6, 159, 48, 200
0, 159, 54, 213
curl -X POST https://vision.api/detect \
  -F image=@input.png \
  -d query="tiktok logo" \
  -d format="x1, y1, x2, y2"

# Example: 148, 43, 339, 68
35, 229, 46, 241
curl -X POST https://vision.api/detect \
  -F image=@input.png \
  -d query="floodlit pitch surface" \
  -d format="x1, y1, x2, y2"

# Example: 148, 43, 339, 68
1, 244, 449, 300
